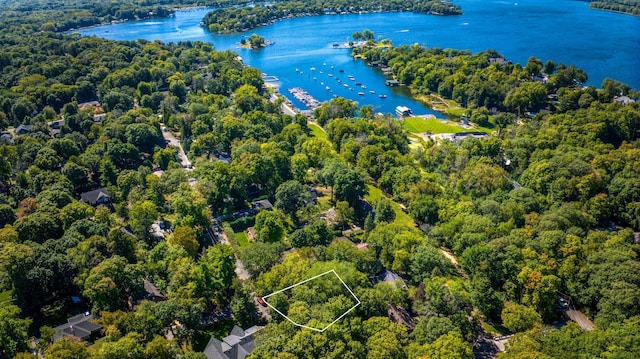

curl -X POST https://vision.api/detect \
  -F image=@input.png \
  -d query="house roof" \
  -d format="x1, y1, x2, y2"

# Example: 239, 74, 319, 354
614, 95, 635, 104
53, 313, 102, 341
372, 269, 407, 289
80, 188, 110, 204
15, 124, 33, 134
251, 199, 273, 210
143, 279, 166, 299
204, 325, 263, 359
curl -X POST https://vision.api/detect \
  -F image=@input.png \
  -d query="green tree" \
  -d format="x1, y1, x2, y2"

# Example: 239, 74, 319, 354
129, 200, 159, 239
239, 242, 283, 276
412, 316, 459, 345
0, 304, 31, 359
0, 204, 17, 227
275, 180, 310, 222
373, 197, 396, 224
95, 332, 145, 359
144, 336, 177, 359
334, 168, 366, 209
168, 226, 200, 257
493, 112, 516, 136
254, 210, 287, 243
501, 302, 542, 333
409, 245, 452, 284
82, 256, 144, 313
43, 336, 90, 359
422, 332, 473, 359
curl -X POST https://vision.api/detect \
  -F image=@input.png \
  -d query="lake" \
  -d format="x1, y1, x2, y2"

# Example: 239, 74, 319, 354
79, 0, 640, 115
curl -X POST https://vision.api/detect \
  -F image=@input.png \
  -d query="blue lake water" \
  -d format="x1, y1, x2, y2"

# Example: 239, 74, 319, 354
79, 0, 640, 115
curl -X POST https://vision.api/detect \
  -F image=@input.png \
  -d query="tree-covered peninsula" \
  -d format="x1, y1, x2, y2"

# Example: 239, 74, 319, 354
0, 1, 639, 359
589, 0, 640, 16
202, 0, 462, 33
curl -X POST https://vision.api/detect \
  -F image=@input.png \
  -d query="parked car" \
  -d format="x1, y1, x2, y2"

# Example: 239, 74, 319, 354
256, 297, 267, 307
558, 298, 569, 308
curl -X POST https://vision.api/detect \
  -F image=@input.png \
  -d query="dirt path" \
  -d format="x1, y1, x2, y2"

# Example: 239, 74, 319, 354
439, 247, 468, 278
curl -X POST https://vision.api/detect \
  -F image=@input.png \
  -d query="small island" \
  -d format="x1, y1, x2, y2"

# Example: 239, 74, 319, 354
239, 34, 273, 49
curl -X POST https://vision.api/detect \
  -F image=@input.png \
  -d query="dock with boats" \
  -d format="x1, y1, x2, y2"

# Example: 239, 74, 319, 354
289, 87, 322, 110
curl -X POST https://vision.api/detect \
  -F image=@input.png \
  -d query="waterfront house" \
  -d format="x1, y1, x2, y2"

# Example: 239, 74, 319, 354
452, 132, 489, 142
614, 95, 635, 105
488, 57, 511, 65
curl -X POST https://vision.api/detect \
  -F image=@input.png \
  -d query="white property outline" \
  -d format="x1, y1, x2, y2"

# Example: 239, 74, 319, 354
262, 269, 361, 332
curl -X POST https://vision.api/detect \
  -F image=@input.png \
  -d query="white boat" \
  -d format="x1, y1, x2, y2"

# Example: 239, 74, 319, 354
379, 94, 387, 99
326, 86, 331, 90
358, 92, 365, 96
310, 67, 316, 71
370, 90, 375, 94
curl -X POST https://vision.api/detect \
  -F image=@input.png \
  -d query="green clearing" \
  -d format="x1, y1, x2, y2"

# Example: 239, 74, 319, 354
308, 123, 326, 139
365, 185, 416, 227
234, 230, 250, 248
402, 117, 492, 134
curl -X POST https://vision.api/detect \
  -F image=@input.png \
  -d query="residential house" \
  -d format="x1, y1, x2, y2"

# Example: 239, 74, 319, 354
203, 325, 263, 359
452, 131, 489, 142
371, 269, 407, 289
0, 131, 13, 145
53, 312, 102, 341
250, 199, 273, 211
143, 280, 166, 302
488, 57, 511, 65
614, 95, 636, 105
14, 124, 33, 135
80, 188, 111, 207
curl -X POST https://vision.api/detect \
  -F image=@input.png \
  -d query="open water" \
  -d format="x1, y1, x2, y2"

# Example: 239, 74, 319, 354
79, 0, 640, 115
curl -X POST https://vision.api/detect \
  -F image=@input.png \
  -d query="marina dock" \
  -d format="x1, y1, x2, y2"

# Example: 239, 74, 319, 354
289, 87, 322, 110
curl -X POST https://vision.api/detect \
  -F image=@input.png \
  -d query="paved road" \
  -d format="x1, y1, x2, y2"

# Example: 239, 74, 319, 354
565, 308, 594, 330
160, 125, 192, 170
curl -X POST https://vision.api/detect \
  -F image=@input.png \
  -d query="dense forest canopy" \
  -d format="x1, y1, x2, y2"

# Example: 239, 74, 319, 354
0, 1, 639, 359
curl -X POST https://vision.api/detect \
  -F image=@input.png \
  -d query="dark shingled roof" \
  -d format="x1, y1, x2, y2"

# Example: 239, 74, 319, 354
53, 313, 102, 341
80, 188, 110, 205
204, 325, 262, 359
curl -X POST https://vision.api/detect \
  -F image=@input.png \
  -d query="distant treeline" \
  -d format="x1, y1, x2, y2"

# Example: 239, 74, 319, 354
0, 0, 251, 32
202, 0, 462, 33
590, 0, 640, 16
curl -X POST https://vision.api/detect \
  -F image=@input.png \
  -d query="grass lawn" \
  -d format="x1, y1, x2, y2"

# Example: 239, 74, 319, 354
234, 230, 250, 248
365, 185, 416, 228
0, 290, 12, 303
403, 117, 492, 134
308, 123, 326, 139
